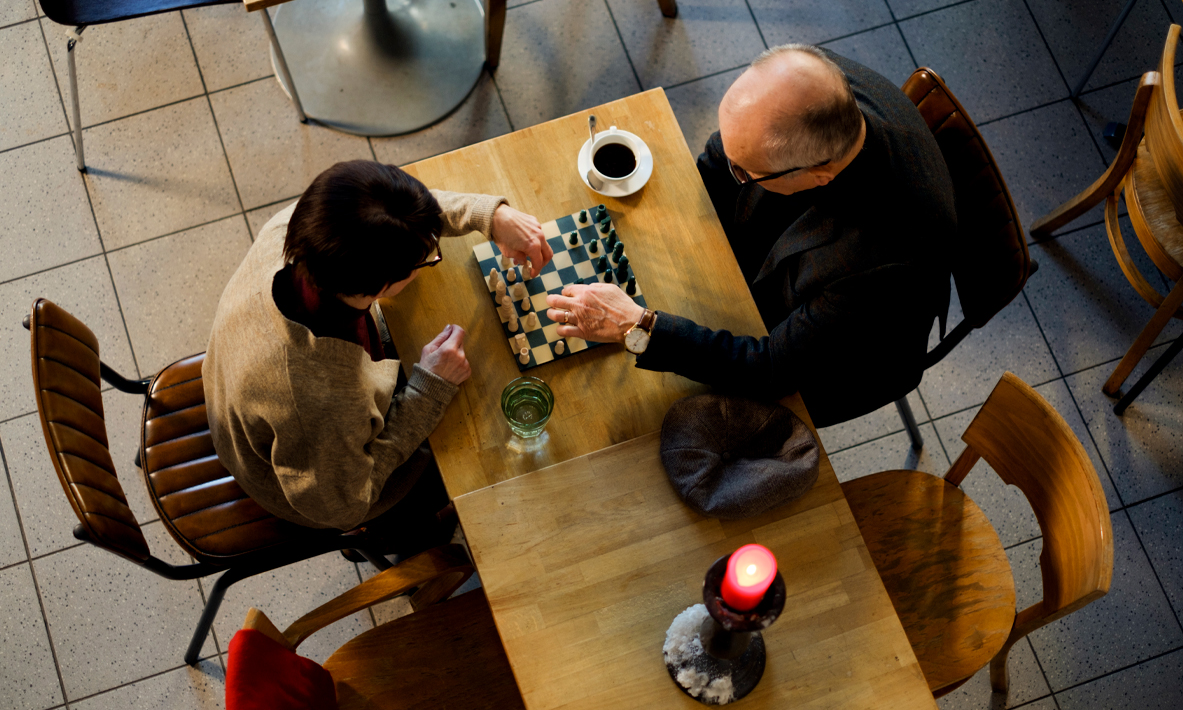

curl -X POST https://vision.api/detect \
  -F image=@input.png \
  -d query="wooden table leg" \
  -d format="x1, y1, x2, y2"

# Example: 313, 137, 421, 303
658, 0, 678, 18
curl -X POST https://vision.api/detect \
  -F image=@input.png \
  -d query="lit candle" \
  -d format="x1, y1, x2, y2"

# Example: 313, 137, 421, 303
720, 544, 777, 611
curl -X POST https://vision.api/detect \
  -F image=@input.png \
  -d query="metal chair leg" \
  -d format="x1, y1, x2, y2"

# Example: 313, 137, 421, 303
1114, 336, 1183, 415
66, 26, 88, 172
184, 566, 250, 665
895, 396, 924, 451
258, 9, 307, 123
1071, 0, 1138, 97
359, 549, 394, 571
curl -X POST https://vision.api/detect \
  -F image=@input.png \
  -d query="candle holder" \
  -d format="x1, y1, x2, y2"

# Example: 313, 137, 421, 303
663, 555, 786, 705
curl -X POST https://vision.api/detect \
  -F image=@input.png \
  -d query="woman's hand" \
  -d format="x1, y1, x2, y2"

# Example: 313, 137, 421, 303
545, 283, 644, 343
491, 205, 553, 276
419, 324, 471, 385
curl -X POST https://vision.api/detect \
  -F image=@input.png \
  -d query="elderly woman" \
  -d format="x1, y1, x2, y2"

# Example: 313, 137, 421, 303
204, 160, 551, 553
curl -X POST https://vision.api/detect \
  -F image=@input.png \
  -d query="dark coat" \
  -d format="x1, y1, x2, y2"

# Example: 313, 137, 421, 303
636, 52, 956, 427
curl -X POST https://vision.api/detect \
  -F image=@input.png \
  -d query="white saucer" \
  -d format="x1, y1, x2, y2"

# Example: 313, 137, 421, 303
578, 130, 654, 197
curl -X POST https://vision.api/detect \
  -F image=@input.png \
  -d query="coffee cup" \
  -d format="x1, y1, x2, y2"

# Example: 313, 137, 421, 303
588, 127, 639, 184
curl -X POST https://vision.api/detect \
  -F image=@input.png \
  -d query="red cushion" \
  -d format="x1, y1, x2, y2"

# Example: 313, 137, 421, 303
226, 629, 338, 710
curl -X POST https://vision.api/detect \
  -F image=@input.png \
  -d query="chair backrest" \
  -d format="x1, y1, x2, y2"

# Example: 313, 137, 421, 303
902, 68, 1032, 329
1145, 24, 1183, 225
960, 372, 1113, 619
27, 298, 149, 562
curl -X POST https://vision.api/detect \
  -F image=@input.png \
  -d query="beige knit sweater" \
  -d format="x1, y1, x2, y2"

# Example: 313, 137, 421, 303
203, 190, 505, 530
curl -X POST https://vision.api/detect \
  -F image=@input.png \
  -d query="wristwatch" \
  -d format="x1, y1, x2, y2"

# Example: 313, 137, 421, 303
624, 309, 657, 354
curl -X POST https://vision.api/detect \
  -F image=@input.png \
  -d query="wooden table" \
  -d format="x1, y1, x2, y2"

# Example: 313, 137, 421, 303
454, 412, 939, 710
381, 89, 768, 499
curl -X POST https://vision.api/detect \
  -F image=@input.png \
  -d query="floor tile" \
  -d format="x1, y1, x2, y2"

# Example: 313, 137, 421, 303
605, 0, 762, 89
936, 638, 1050, 710
747, 0, 892, 46
100, 387, 159, 526
827, 422, 949, 482
0, 135, 101, 283
0, 20, 68, 152
1127, 490, 1183, 620
0, 563, 65, 710
183, 4, 273, 93
822, 24, 918, 88
245, 198, 297, 237
83, 98, 241, 250
210, 78, 371, 210
0, 454, 26, 569
1026, 219, 1182, 376
370, 72, 511, 166
1055, 647, 1183, 710
1014, 513, 1183, 690
1027, 0, 1171, 95
933, 379, 1120, 548
34, 521, 217, 701
918, 284, 1060, 419
207, 551, 373, 666
1067, 341, 1183, 504
665, 67, 741, 161
817, 389, 927, 454
2, 412, 91, 558
977, 99, 1107, 236
0, 256, 136, 421
1077, 76, 1141, 167
900, 0, 1066, 124
71, 657, 224, 710
493, 0, 641, 130
41, 13, 204, 127
0, 0, 36, 27
886, 0, 966, 20
107, 215, 251, 375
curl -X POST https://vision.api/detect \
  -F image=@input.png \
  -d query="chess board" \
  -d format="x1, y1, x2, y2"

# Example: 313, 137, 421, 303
472, 205, 646, 371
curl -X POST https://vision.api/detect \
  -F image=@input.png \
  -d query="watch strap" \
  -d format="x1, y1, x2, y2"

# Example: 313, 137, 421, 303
637, 308, 656, 334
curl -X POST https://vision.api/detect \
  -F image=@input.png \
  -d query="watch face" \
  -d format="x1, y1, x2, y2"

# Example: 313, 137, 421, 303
625, 328, 650, 354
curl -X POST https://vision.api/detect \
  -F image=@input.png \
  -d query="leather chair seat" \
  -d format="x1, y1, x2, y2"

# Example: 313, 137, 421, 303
142, 354, 304, 563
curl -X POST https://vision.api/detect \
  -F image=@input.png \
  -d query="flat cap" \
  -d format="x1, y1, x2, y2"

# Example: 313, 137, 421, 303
660, 395, 820, 519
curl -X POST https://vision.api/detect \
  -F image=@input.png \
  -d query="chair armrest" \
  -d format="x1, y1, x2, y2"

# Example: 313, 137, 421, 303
281, 544, 474, 650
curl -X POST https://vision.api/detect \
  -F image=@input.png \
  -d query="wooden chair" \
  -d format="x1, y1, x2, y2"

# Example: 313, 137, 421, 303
841, 372, 1113, 697
1030, 25, 1183, 414
234, 544, 525, 710
891, 68, 1035, 449
24, 298, 394, 666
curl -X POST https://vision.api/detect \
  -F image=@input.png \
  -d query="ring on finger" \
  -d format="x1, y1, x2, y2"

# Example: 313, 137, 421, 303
562, 310, 571, 324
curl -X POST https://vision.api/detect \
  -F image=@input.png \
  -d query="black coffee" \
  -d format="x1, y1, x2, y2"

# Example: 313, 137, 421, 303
593, 143, 636, 178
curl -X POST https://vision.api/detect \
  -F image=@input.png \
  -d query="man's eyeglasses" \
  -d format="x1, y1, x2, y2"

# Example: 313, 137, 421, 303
727, 155, 830, 186
411, 236, 443, 270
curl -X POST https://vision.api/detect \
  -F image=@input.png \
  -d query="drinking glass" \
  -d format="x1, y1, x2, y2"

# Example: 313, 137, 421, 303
501, 376, 554, 438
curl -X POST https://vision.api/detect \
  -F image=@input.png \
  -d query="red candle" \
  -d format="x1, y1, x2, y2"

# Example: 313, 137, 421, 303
720, 544, 777, 611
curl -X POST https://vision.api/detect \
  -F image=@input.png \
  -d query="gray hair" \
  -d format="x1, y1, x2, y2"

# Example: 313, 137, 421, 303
750, 44, 863, 168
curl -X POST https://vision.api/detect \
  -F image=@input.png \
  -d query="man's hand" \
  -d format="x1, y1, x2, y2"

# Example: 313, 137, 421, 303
491, 205, 553, 276
419, 324, 471, 385
545, 283, 645, 343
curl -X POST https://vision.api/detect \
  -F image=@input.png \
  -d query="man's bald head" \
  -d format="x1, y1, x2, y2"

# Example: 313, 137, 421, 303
721, 45, 863, 172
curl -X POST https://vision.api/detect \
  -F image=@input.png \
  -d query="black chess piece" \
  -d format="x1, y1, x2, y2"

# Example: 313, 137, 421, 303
599, 220, 610, 234
612, 242, 625, 260
603, 270, 613, 284
598, 255, 609, 271
616, 255, 629, 270
579, 209, 588, 223
626, 276, 637, 295
588, 239, 598, 254
569, 232, 579, 246
616, 265, 629, 282
605, 231, 617, 250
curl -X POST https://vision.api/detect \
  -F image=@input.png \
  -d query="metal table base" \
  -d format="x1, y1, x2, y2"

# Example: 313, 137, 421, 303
270, 0, 487, 136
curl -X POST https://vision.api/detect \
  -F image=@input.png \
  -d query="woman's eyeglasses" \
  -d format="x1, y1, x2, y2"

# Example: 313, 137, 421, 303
411, 236, 443, 270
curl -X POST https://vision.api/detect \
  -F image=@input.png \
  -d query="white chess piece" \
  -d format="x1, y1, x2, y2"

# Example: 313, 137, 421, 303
488, 267, 501, 289
507, 312, 519, 332
501, 255, 512, 269
519, 350, 530, 365
500, 295, 513, 310
506, 267, 517, 283
515, 333, 528, 350
525, 312, 539, 329
513, 283, 528, 301
523, 260, 533, 279
520, 295, 531, 311
554, 340, 566, 355
495, 280, 507, 299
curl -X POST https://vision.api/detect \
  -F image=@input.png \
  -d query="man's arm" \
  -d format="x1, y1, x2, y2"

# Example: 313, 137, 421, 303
697, 132, 743, 239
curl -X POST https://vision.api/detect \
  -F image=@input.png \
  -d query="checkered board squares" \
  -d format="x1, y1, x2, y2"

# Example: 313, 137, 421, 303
473, 205, 647, 371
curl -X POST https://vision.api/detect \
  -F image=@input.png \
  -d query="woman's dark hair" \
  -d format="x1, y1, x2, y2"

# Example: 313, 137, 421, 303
284, 160, 442, 297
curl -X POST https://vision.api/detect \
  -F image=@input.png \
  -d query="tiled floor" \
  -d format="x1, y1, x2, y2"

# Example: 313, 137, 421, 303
1, 0, 1181, 707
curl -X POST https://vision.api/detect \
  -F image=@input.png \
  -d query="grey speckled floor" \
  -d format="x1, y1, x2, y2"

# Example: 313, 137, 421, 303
1, 0, 1181, 707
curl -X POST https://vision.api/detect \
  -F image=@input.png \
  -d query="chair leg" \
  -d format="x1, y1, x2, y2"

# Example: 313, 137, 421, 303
184, 566, 251, 665
1070, 0, 1139, 97
658, 0, 678, 17
895, 396, 924, 451
258, 9, 307, 123
1103, 279, 1183, 396
1114, 334, 1183, 415
66, 27, 87, 172
989, 644, 1011, 695
485, 0, 506, 71
359, 549, 394, 571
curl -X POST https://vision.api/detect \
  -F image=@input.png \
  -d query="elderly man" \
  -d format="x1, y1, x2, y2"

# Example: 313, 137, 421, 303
547, 45, 955, 426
